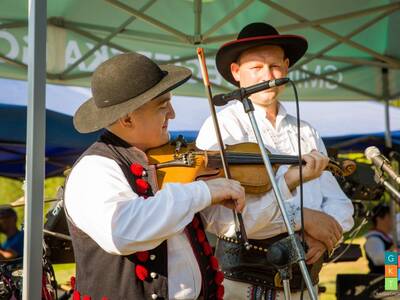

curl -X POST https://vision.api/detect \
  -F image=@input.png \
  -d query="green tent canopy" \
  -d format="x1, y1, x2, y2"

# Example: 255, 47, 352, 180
1, 0, 400, 100
2, 1, 400, 298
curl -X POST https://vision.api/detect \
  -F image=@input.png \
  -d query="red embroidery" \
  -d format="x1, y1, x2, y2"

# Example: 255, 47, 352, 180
130, 163, 144, 177
196, 229, 206, 243
72, 290, 81, 300
214, 271, 224, 285
82, 296, 91, 300
136, 251, 149, 262
136, 178, 150, 194
101, 297, 109, 300
70, 276, 76, 290
217, 284, 225, 299
202, 242, 213, 256
210, 255, 219, 271
135, 264, 149, 281
191, 217, 200, 229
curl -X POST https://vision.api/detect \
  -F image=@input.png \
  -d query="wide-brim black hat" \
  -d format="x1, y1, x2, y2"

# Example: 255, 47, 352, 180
74, 52, 191, 133
216, 22, 308, 86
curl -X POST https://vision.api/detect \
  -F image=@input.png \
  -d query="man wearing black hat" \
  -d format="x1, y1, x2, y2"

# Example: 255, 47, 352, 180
197, 23, 354, 299
64, 52, 247, 300
0, 207, 24, 259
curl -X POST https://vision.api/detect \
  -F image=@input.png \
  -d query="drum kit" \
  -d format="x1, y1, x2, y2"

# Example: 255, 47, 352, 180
0, 192, 73, 300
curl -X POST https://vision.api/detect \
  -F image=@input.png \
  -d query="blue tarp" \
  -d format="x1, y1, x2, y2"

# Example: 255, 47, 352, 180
0, 104, 99, 179
0, 104, 398, 179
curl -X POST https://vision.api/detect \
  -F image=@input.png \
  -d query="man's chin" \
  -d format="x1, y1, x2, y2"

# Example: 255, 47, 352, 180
253, 96, 278, 107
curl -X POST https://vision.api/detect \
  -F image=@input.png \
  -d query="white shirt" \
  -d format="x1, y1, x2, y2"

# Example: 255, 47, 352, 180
197, 101, 354, 238
65, 155, 211, 300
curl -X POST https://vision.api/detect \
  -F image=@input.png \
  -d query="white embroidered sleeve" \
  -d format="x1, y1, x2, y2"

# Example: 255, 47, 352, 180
65, 155, 211, 255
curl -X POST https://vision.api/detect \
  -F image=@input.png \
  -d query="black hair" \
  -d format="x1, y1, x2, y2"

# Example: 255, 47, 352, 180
371, 203, 390, 226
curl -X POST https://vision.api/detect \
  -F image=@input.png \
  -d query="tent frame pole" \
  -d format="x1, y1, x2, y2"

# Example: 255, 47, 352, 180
60, 0, 157, 77
383, 68, 392, 148
106, 0, 191, 44
292, 8, 398, 71
23, 0, 47, 299
202, 0, 253, 39
382, 67, 398, 251
259, 0, 400, 68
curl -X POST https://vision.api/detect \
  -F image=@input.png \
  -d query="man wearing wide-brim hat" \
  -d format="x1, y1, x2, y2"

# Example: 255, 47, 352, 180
196, 23, 354, 299
64, 52, 247, 299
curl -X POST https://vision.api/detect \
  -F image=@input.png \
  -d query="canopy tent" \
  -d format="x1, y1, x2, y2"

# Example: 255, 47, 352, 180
1, 0, 400, 100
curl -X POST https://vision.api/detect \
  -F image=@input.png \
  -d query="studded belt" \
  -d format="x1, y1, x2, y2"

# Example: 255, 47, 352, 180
215, 233, 323, 292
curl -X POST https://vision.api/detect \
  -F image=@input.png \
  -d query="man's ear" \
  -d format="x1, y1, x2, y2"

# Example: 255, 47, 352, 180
230, 62, 241, 82
283, 58, 289, 75
118, 113, 135, 128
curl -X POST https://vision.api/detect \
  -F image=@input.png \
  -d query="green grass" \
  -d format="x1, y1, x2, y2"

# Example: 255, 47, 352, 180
0, 176, 74, 287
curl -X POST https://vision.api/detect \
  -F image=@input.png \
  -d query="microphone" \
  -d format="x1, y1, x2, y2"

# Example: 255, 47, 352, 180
365, 146, 400, 185
212, 77, 290, 106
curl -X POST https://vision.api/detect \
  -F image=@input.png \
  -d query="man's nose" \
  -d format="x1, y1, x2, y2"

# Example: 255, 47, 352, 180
261, 66, 275, 81
167, 102, 175, 120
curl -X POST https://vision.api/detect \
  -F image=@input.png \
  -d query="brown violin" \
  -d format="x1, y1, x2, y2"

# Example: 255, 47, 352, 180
147, 140, 356, 194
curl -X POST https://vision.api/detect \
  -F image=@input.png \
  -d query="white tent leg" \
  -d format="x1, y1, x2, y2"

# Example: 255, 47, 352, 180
382, 67, 398, 249
23, 1, 47, 299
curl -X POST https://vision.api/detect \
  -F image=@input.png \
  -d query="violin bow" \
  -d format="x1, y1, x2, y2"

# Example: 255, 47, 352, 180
196, 48, 249, 247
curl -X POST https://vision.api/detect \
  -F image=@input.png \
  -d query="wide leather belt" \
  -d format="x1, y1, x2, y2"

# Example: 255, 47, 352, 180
215, 233, 324, 292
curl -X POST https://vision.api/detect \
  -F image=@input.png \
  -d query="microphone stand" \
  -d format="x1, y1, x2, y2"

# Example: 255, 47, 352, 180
239, 96, 317, 300
373, 168, 400, 203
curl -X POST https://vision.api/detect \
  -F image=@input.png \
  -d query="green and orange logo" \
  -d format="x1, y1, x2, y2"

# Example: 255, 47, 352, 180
385, 252, 400, 290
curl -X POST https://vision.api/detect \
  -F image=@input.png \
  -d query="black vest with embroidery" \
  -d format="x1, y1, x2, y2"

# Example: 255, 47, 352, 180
365, 231, 393, 274
66, 131, 224, 300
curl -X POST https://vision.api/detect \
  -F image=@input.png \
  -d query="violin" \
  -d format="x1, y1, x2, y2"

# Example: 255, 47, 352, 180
147, 140, 356, 194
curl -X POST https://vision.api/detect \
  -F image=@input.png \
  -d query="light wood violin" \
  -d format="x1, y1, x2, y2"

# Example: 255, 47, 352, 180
147, 140, 356, 194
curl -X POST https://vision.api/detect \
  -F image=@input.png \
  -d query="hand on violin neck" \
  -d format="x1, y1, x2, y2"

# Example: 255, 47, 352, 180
284, 150, 329, 191
204, 178, 245, 212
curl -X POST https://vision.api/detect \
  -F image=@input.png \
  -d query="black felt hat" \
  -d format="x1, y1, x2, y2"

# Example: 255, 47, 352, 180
216, 22, 308, 86
74, 52, 191, 133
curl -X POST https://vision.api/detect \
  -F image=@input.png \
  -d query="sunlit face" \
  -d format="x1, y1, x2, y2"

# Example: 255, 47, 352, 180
128, 92, 175, 150
231, 45, 289, 108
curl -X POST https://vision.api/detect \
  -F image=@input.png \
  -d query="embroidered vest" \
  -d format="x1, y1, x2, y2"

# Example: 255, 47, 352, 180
66, 131, 224, 300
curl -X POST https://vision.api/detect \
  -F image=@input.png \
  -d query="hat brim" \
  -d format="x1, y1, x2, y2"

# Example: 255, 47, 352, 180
216, 35, 308, 86
73, 64, 191, 133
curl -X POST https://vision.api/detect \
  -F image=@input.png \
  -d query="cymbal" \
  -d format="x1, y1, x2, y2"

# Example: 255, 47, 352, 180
9, 196, 58, 207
